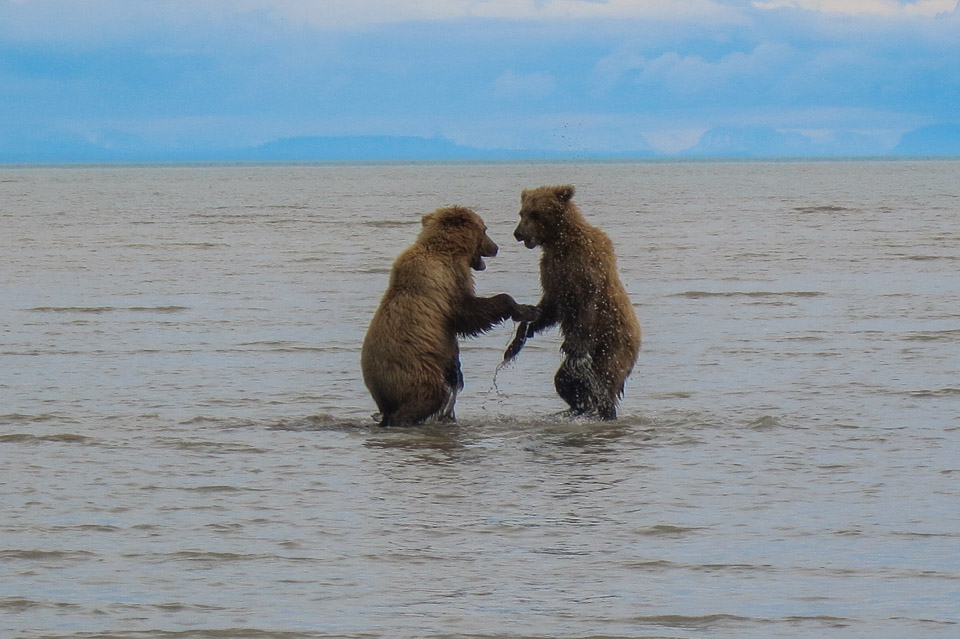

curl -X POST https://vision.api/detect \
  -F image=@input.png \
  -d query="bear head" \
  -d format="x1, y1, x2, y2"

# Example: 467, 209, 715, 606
419, 205, 498, 271
513, 184, 576, 249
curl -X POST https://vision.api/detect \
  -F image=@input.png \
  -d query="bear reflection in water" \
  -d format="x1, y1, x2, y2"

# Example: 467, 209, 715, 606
361, 206, 539, 427
506, 185, 641, 420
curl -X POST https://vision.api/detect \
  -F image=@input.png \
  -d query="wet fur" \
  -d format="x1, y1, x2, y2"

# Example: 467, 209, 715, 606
507, 185, 641, 420
362, 206, 538, 427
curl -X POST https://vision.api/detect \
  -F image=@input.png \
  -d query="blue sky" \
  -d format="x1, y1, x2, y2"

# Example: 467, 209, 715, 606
1, 0, 958, 160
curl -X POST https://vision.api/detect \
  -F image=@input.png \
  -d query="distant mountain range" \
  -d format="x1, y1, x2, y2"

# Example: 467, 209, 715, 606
0, 134, 644, 164
245, 135, 659, 162
249, 135, 523, 161
682, 126, 889, 158
684, 124, 960, 159
3, 126, 959, 164
0, 134, 647, 164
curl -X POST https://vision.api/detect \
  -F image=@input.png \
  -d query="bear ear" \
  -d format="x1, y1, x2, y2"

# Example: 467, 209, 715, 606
439, 205, 474, 228
555, 185, 575, 203
521, 189, 531, 203
421, 212, 435, 226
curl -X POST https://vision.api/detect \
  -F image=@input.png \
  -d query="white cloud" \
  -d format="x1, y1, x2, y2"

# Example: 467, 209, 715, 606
594, 42, 798, 97
2, 0, 955, 47
0, 0, 743, 43
237, 0, 741, 29
752, 0, 958, 17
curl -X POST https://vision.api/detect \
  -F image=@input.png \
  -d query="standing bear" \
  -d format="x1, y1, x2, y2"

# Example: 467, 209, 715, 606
504, 185, 641, 420
362, 205, 538, 427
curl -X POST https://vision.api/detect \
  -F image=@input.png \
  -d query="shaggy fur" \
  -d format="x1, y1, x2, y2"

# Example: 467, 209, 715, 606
505, 185, 641, 420
362, 206, 538, 427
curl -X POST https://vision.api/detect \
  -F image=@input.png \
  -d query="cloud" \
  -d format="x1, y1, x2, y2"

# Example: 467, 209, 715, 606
593, 42, 801, 105
0, 0, 742, 41
270, 0, 740, 28
752, 0, 958, 17
2, 0, 959, 159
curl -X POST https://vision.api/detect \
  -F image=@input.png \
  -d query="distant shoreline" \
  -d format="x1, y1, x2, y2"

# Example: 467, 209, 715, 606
3, 155, 960, 169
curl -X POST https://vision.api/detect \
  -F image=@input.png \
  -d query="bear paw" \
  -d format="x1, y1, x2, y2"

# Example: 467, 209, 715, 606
512, 304, 540, 323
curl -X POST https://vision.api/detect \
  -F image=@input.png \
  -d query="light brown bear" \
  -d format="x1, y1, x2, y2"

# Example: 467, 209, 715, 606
504, 185, 641, 420
362, 205, 538, 427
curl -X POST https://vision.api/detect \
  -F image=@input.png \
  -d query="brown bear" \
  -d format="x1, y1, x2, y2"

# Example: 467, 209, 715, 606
504, 185, 641, 420
362, 205, 539, 427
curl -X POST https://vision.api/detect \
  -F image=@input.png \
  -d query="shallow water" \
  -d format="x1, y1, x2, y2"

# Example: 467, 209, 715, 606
2, 161, 959, 638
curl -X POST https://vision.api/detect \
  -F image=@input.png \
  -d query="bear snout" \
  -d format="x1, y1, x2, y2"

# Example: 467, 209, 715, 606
472, 236, 498, 271
514, 225, 538, 249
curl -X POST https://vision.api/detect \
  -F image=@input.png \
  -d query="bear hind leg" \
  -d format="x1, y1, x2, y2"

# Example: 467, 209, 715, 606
555, 355, 600, 416
556, 355, 620, 420
380, 384, 453, 427
437, 359, 464, 423
436, 385, 458, 423
595, 397, 618, 421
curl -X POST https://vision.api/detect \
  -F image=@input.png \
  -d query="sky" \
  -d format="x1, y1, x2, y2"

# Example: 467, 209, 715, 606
1, 0, 959, 160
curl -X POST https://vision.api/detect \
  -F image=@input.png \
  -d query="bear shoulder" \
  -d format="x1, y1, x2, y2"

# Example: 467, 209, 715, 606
387, 244, 465, 303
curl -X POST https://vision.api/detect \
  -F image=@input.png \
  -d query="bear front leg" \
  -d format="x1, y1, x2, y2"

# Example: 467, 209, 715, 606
452, 293, 538, 338
502, 300, 557, 363
526, 299, 559, 337
503, 322, 532, 363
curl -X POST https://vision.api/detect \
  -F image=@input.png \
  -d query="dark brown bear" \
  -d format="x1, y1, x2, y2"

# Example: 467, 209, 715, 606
505, 185, 641, 420
362, 205, 538, 427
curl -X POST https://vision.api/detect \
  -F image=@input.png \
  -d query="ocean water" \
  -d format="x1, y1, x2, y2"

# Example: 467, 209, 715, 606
1, 160, 958, 638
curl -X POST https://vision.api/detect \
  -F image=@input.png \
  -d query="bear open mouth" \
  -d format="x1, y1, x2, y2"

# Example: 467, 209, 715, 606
471, 254, 486, 271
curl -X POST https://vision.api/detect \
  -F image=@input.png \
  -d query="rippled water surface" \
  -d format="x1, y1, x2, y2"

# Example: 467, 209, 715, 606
2, 161, 959, 638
